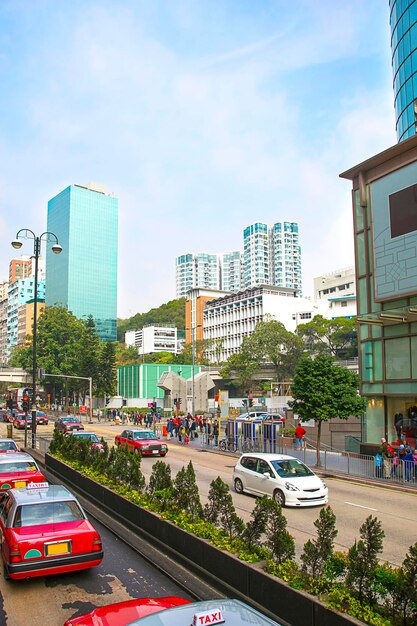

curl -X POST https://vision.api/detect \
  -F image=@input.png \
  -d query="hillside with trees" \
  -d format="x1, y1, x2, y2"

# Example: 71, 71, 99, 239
117, 298, 186, 342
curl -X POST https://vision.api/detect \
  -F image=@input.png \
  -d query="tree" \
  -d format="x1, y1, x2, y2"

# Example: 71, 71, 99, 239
245, 319, 305, 381
346, 515, 385, 606
173, 461, 202, 520
147, 461, 173, 500
300, 506, 338, 579
204, 476, 230, 524
220, 345, 259, 394
264, 499, 295, 564
390, 543, 417, 625
242, 496, 270, 550
176, 339, 212, 365
115, 343, 141, 366
203, 476, 244, 540
289, 354, 366, 466
297, 315, 357, 360
117, 297, 186, 342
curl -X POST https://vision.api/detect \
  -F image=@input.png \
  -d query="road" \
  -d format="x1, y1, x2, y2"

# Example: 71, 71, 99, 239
0, 515, 192, 626
8, 419, 417, 567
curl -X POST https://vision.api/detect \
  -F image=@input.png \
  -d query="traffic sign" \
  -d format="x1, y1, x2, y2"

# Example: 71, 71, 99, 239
79, 405, 87, 414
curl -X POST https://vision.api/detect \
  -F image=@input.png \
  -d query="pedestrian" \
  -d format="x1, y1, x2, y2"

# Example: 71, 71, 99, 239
213, 420, 219, 447
380, 438, 393, 478
403, 446, 414, 482
374, 448, 383, 479
294, 424, 306, 450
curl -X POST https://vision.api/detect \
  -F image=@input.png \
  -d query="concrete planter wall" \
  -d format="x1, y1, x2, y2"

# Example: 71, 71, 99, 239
45, 454, 362, 626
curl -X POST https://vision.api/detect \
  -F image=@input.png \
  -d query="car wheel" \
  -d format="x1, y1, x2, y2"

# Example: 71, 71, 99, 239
3, 560, 10, 581
234, 478, 244, 494
273, 489, 286, 507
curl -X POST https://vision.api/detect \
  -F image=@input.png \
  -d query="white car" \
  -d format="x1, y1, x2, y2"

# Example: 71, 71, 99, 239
239, 411, 268, 420
233, 453, 328, 508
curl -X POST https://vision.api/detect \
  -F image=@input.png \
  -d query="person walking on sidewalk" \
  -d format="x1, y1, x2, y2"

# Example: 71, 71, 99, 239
295, 424, 306, 450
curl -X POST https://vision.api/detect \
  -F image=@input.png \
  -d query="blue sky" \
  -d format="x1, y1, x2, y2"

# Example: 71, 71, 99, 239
0, 0, 397, 317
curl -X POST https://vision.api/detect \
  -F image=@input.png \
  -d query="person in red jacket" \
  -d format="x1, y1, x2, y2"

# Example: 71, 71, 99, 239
295, 424, 306, 450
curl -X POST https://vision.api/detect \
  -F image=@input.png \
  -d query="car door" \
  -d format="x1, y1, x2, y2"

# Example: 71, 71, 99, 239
239, 457, 259, 494
254, 459, 275, 497
126, 431, 134, 452
118, 430, 128, 447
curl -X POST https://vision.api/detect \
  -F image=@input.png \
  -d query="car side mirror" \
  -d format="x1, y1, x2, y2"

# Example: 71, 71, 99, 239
263, 472, 271, 479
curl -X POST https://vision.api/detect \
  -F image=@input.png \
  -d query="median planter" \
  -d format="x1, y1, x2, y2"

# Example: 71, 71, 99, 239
45, 454, 362, 626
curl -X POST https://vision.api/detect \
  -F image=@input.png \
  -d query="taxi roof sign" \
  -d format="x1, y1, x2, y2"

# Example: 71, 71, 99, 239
27, 481, 49, 489
193, 609, 225, 626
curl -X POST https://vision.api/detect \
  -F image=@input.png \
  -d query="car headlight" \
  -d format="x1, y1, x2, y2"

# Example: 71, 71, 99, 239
285, 482, 299, 492
322, 481, 327, 489
141, 444, 150, 449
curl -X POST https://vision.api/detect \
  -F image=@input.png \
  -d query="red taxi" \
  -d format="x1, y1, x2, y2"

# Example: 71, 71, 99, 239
65, 431, 105, 452
13, 415, 33, 430
0, 483, 103, 580
63, 598, 283, 626
0, 439, 19, 453
0, 452, 45, 491
115, 429, 168, 457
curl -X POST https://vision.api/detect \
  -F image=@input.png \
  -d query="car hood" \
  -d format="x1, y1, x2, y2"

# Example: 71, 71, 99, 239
282, 474, 325, 490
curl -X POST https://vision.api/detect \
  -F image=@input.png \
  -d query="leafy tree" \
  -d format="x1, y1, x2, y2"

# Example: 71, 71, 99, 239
117, 298, 186, 342
116, 343, 141, 366
264, 499, 295, 564
218, 494, 245, 541
242, 496, 270, 550
147, 461, 173, 499
289, 354, 366, 466
245, 319, 305, 381
297, 315, 357, 359
203, 476, 230, 524
301, 506, 338, 578
176, 339, 212, 366
97, 341, 117, 398
346, 515, 385, 606
173, 461, 202, 520
220, 345, 259, 394
389, 543, 417, 625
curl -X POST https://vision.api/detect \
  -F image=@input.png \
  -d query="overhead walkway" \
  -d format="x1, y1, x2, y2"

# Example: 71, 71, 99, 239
0, 367, 31, 384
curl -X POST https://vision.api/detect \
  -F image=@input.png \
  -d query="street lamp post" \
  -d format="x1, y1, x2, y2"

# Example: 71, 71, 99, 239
11, 229, 62, 448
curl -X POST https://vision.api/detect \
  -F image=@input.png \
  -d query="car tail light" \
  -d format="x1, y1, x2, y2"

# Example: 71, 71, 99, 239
92, 532, 102, 552
10, 544, 22, 563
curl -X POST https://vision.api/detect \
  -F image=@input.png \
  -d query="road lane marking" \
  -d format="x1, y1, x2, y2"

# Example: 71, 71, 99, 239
345, 501, 378, 511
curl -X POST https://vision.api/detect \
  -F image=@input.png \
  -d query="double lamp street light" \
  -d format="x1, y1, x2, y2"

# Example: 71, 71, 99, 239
11, 229, 62, 448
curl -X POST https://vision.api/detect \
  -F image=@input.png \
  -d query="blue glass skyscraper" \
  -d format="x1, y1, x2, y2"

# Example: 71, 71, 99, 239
390, 0, 417, 141
46, 183, 118, 341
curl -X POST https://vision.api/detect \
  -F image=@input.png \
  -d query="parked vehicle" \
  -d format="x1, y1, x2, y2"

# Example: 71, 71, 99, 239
233, 453, 328, 507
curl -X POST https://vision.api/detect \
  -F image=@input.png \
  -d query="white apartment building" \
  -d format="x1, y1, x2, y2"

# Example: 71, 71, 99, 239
220, 251, 242, 292
243, 222, 301, 294
176, 253, 220, 298
314, 267, 357, 318
0, 282, 8, 366
125, 324, 178, 356
203, 285, 318, 363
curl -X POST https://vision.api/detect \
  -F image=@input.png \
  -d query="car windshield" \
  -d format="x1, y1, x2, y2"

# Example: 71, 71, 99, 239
63, 418, 78, 423
271, 459, 314, 478
13, 500, 84, 527
0, 461, 38, 473
133, 432, 158, 440
0, 442, 17, 451
74, 434, 99, 443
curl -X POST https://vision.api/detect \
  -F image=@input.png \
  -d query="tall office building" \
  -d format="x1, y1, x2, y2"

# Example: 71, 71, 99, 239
46, 183, 118, 341
220, 251, 242, 292
243, 221, 301, 294
176, 253, 220, 298
390, 0, 417, 141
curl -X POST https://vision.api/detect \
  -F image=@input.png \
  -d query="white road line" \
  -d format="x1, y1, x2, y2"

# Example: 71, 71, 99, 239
345, 501, 378, 511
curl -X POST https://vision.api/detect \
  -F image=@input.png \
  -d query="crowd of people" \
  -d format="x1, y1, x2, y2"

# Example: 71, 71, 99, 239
375, 437, 417, 481
166, 413, 220, 446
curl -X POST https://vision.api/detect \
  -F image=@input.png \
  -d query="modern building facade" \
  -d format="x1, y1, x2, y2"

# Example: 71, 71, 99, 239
118, 363, 201, 406
185, 287, 230, 345
125, 325, 178, 356
390, 0, 417, 141
203, 285, 317, 363
314, 267, 357, 318
220, 251, 242, 292
340, 133, 417, 444
7, 277, 45, 359
46, 183, 118, 341
0, 283, 8, 365
243, 222, 301, 294
176, 253, 220, 298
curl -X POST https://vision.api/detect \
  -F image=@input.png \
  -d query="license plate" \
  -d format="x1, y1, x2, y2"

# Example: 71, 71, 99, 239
14, 481, 26, 488
152, 450, 159, 454
45, 541, 71, 556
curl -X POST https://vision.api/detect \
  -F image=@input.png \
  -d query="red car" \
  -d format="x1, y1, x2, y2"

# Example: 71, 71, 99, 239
0, 452, 46, 491
63, 598, 283, 626
115, 429, 168, 457
65, 432, 105, 452
64, 596, 191, 626
0, 439, 20, 454
36, 411, 49, 425
55, 417, 85, 433
13, 415, 33, 430
0, 483, 103, 580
